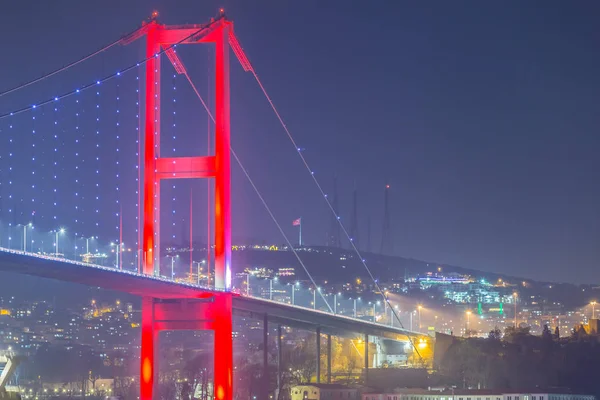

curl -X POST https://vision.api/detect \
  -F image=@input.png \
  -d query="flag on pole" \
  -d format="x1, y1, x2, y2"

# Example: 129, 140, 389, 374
293, 218, 302, 246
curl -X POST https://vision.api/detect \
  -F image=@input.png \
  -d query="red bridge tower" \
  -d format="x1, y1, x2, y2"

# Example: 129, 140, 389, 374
135, 13, 235, 400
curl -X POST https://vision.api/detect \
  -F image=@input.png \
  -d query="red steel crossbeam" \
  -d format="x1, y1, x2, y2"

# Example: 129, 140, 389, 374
134, 14, 234, 400
140, 293, 233, 400
155, 156, 216, 179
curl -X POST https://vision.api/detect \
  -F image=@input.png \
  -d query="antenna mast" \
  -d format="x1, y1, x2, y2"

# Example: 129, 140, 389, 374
380, 183, 392, 254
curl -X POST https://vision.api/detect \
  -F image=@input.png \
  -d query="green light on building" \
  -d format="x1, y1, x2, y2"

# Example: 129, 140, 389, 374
477, 302, 483, 315
499, 302, 503, 315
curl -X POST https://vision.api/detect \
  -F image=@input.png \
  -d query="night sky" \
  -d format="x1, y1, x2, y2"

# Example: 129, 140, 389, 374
0, 1, 598, 284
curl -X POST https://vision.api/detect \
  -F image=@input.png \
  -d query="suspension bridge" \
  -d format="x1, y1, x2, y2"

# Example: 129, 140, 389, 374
0, 11, 430, 400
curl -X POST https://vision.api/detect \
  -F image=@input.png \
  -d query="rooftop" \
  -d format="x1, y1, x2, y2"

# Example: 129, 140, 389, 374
292, 384, 355, 390
364, 389, 595, 396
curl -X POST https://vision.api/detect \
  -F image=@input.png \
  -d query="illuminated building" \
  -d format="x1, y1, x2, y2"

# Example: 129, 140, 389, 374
362, 390, 596, 400
276, 267, 295, 277
291, 384, 358, 400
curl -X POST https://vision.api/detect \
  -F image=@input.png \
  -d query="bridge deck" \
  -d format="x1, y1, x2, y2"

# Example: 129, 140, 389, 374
0, 249, 422, 340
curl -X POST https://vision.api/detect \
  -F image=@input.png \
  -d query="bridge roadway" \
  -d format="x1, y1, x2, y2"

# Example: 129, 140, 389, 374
0, 247, 421, 341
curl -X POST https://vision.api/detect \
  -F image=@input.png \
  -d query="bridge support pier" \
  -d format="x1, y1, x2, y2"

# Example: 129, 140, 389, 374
140, 293, 233, 400
364, 334, 369, 385
327, 334, 332, 383
263, 314, 269, 398
277, 325, 282, 400
316, 327, 321, 383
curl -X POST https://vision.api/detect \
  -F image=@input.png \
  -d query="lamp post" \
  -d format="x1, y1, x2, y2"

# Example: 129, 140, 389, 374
7, 224, 12, 250
198, 264, 203, 285
312, 287, 320, 310
332, 294, 336, 314
513, 292, 518, 328
111, 242, 125, 269
333, 293, 341, 314
54, 228, 65, 256
170, 255, 179, 280
466, 310, 472, 334
192, 261, 203, 286
353, 298, 360, 318
82, 236, 96, 255
22, 223, 32, 252
269, 277, 278, 300
417, 305, 423, 332
291, 281, 299, 305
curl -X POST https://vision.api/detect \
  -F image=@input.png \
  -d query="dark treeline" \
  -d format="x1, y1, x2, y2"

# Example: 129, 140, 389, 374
438, 325, 600, 396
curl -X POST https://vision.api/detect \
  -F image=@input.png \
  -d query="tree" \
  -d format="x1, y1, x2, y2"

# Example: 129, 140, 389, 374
542, 324, 552, 341
488, 327, 502, 340
109, 351, 136, 399
464, 329, 478, 338
437, 323, 600, 398
183, 353, 213, 400
571, 324, 588, 341
439, 339, 488, 389
235, 357, 262, 400
503, 326, 531, 343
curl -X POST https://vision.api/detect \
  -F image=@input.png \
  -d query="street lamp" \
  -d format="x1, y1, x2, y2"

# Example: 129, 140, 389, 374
353, 297, 360, 318
513, 292, 518, 328
54, 228, 65, 256
21, 223, 32, 252
269, 277, 278, 300
466, 310, 472, 333
192, 261, 204, 286
370, 301, 380, 321
7, 223, 13, 250
417, 305, 423, 331
333, 292, 341, 314
591, 301, 597, 319
111, 242, 125, 269
290, 281, 300, 305
170, 255, 179, 280
312, 287, 320, 310
81, 236, 96, 255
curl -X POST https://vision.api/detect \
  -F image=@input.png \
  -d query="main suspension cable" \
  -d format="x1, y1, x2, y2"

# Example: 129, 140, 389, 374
0, 18, 155, 98
181, 70, 334, 313
0, 17, 223, 120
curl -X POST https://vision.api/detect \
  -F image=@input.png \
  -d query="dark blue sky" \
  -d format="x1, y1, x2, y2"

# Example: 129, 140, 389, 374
0, 1, 599, 283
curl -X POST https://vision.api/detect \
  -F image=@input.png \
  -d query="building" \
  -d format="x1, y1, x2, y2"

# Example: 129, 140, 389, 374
277, 267, 296, 277
291, 384, 359, 400
362, 389, 595, 400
